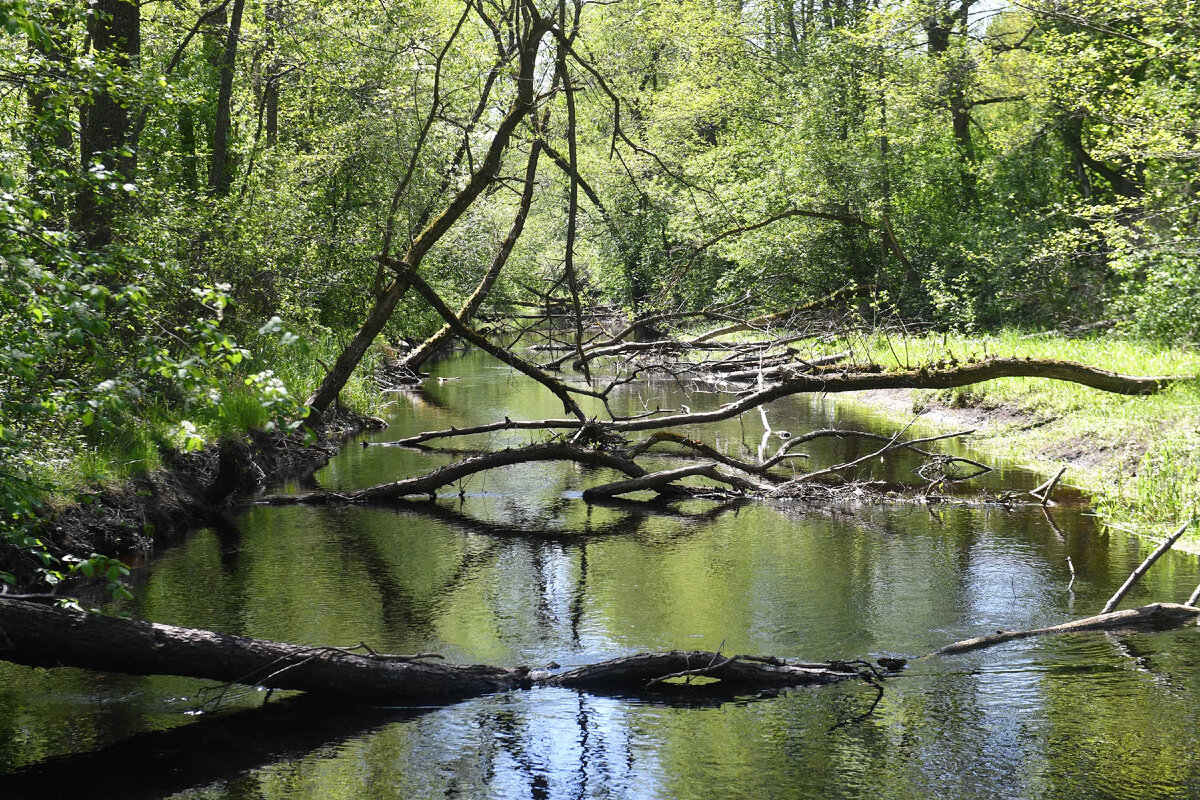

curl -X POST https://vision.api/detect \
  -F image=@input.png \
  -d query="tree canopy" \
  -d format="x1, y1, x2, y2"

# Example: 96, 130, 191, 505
1, 0, 1197, 579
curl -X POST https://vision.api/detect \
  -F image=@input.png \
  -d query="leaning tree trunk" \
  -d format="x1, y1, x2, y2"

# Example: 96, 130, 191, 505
306, 18, 551, 416
399, 142, 543, 373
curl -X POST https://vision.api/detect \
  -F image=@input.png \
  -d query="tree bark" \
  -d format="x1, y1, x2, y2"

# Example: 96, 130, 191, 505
209, 0, 246, 196
0, 599, 869, 702
0, 597, 515, 703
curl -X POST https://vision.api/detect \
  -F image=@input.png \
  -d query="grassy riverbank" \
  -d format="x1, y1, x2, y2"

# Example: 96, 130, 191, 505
39, 332, 387, 495
3, 332, 391, 587
846, 330, 1200, 542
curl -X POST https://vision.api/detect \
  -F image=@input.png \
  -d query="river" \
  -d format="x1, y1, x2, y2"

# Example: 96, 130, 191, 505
3, 350, 1199, 799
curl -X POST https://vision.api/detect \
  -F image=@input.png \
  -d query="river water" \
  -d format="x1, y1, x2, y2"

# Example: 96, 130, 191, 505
3, 350, 1200, 799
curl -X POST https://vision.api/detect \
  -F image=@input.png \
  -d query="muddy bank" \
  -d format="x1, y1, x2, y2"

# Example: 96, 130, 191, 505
13, 412, 385, 586
848, 387, 1186, 535
857, 387, 1152, 475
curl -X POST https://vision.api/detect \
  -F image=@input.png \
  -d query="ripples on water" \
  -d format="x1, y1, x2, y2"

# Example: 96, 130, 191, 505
2, 351, 1200, 799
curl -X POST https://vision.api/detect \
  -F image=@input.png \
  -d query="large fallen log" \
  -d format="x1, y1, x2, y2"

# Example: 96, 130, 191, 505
0, 598, 873, 703
928, 603, 1200, 656
0, 597, 517, 703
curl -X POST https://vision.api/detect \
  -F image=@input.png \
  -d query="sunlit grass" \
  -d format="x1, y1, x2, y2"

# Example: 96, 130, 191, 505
37, 329, 389, 501
837, 329, 1200, 539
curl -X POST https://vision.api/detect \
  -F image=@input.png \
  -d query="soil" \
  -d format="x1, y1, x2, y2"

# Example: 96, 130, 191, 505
854, 388, 1155, 492
10, 411, 385, 587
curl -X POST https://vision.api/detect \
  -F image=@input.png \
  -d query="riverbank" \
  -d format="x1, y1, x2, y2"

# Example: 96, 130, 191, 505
11, 410, 385, 588
846, 330, 1200, 544
2, 331, 395, 589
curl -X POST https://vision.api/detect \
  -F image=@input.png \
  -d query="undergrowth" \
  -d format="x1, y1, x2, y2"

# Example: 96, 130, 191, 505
30, 330, 386, 497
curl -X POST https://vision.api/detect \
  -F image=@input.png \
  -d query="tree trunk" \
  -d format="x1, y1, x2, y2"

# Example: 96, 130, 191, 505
76, 0, 140, 246
306, 19, 552, 416
0, 599, 868, 702
400, 142, 543, 373
209, 0, 246, 196
265, 1, 280, 146
26, 4, 74, 220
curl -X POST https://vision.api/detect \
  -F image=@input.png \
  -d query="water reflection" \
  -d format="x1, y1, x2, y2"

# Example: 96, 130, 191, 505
2, 350, 1200, 798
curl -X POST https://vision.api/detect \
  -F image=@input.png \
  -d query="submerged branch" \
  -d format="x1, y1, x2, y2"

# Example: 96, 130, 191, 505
928, 603, 1200, 656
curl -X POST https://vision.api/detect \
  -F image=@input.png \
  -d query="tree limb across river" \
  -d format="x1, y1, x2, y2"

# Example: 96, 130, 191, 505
0, 598, 1195, 705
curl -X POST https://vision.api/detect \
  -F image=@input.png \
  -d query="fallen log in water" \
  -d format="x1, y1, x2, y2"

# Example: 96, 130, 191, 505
0, 598, 873, 703
262, 443, 645, 505
928, 603, 1200, 656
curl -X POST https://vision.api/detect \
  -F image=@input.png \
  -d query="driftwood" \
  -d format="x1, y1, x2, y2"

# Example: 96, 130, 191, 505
1030, 465, 1067, 505
0, 598, 876, 703
1100, 520, 1192, 614
928, 603, 1200, 656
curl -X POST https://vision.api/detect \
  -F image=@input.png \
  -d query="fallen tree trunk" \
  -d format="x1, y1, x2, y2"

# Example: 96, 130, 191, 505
264, 443, 645, 504
0, 597, 517, 703
0, 599, 871, 702
928, 603, 1200, 656
383, 358, 1182, 447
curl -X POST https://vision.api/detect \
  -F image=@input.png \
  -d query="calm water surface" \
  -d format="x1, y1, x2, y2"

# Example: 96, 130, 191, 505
3, 350, 1200, 799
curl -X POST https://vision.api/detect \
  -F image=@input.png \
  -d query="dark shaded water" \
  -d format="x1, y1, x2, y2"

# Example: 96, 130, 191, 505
3, 351, 1200, 799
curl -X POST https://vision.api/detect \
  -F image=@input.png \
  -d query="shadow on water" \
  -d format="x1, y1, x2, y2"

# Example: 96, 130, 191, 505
0, 698, 422, 800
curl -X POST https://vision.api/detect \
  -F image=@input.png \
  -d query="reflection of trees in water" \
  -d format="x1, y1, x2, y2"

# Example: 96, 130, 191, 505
395, 500, 744, 655
0, 697, 418, 800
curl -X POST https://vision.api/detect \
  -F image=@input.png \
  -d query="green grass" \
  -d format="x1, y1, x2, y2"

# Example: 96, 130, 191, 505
845, 329, 1200, 541
32, 329, 389, 501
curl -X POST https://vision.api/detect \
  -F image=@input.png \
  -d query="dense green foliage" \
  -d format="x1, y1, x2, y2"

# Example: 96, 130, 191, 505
1, 0, 1197, 577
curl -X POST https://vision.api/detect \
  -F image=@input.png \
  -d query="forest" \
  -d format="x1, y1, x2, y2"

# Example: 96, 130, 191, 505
1, 0, 1200, 796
